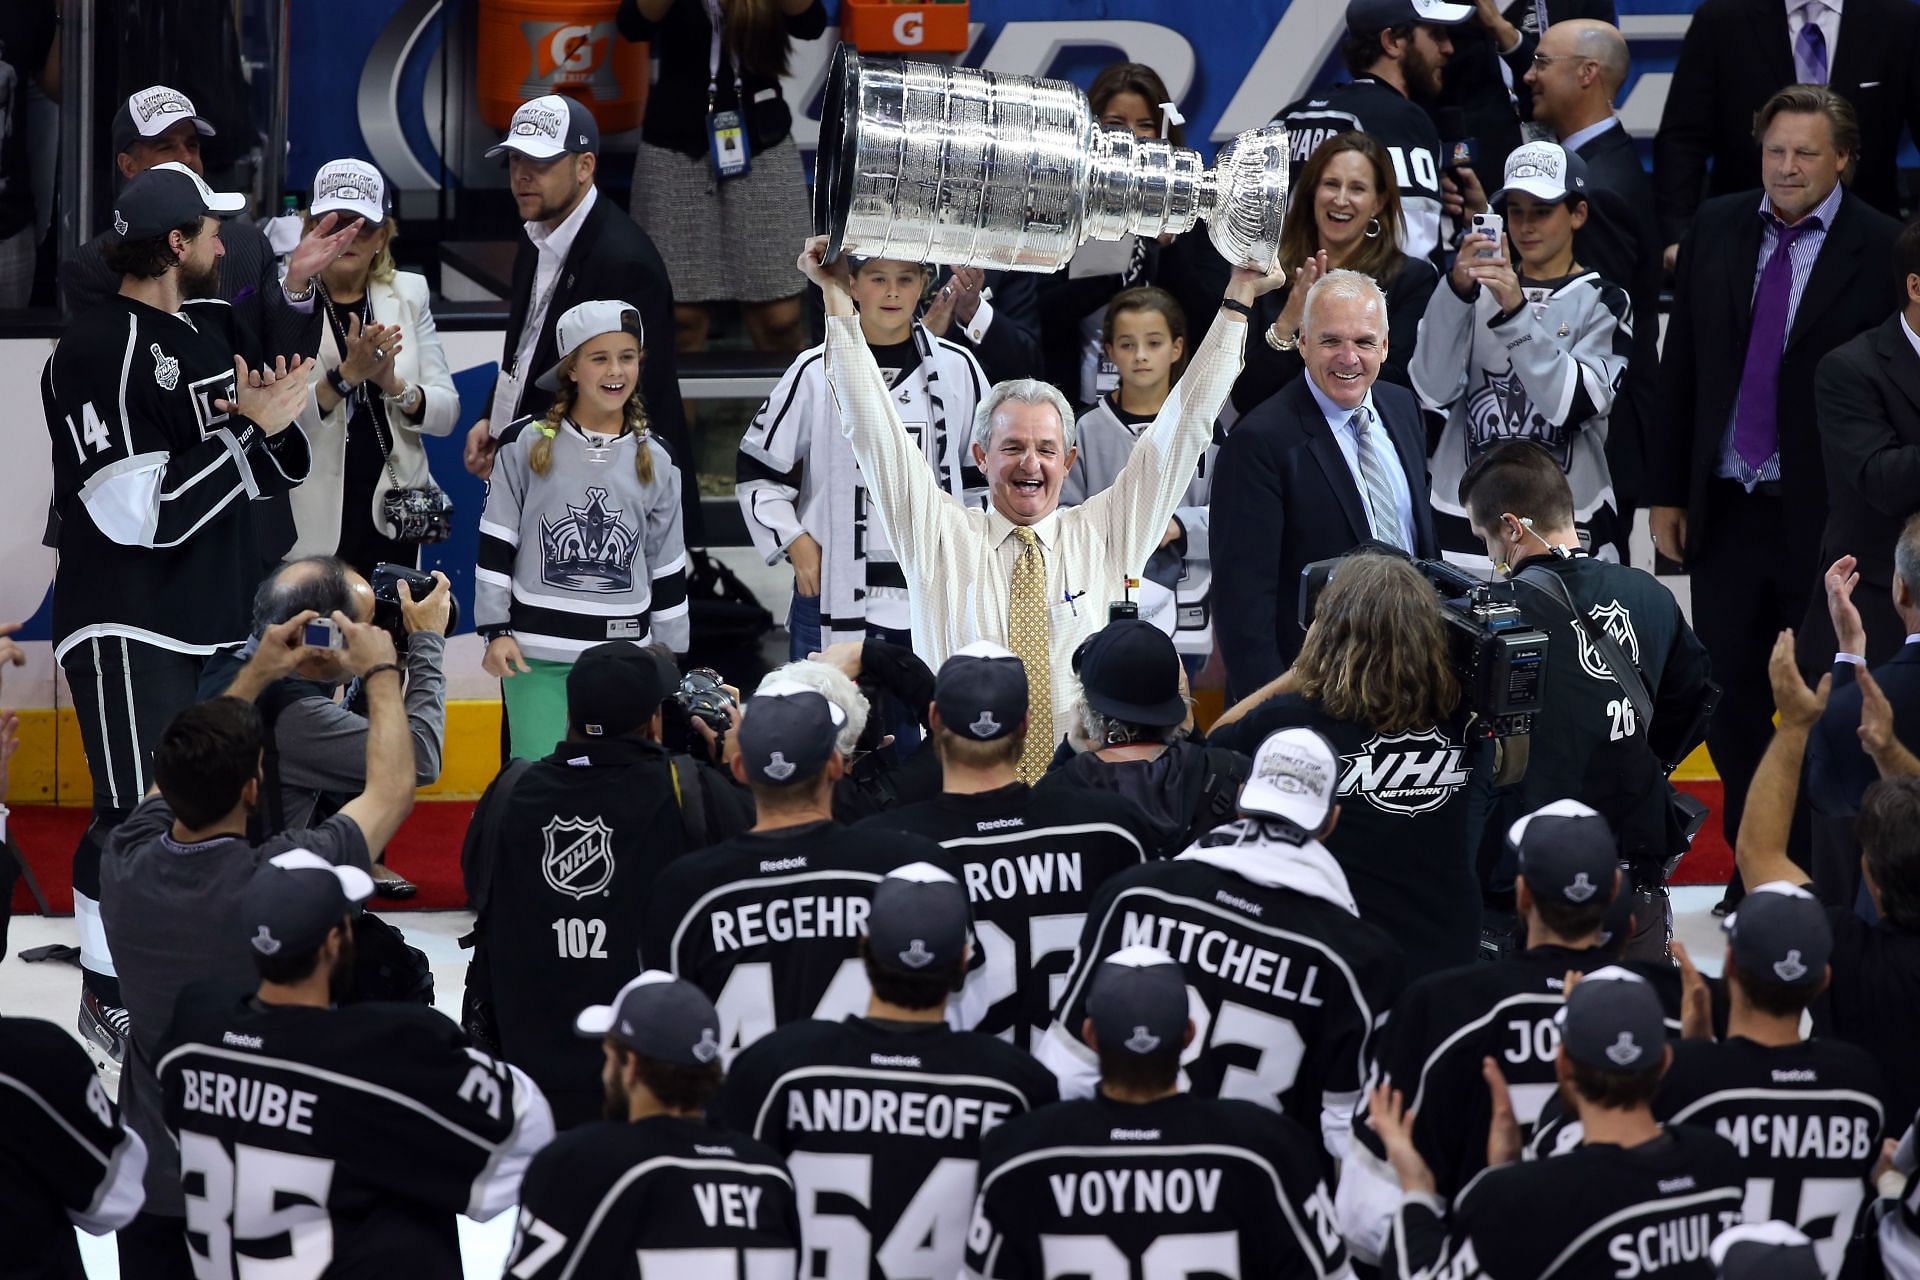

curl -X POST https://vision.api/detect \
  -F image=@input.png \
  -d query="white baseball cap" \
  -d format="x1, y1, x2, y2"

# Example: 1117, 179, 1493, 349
1493, 141, 1592, 206
113, 85, 216, 154
311, 159, 387, 227
486, 94, 602, 161
1238, 727, 1338, 834
536, 299, 647, 391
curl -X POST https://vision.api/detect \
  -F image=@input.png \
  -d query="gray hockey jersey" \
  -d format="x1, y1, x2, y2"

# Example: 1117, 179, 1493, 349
476, 417, 689, 660
1412, 269, 1633, 566
1062, 394, 1217, 657
736, 322, 988, 645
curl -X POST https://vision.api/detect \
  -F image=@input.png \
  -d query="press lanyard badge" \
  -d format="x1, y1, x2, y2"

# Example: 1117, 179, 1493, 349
704, 0, 751, 181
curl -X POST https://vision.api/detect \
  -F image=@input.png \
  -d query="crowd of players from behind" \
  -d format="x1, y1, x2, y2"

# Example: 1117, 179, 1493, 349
9, 591, 1920, 1280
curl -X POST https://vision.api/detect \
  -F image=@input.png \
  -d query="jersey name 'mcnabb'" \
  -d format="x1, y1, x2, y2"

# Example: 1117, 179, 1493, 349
1047, 1166, 1224, 1217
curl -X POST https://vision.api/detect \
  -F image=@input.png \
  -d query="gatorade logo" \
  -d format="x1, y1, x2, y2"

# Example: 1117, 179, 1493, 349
523, 20, 621, 95
548, 25, 597, 74
893, 11, 925, 44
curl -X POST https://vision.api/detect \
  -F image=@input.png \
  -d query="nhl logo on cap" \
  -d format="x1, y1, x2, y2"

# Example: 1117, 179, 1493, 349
250, 925, 282, 956
113, 210, 129, 236
541, 815, 615, 900
1604, 1031, 1644, 1067
897, 939, 936, 970
970, 711, 1000, 738
691, 1028, 721, 1064
1564, 872, 1597, 903
763, 751, 797, 782
1773, 949, 1808, 983
1125, 1025, 1162, 1054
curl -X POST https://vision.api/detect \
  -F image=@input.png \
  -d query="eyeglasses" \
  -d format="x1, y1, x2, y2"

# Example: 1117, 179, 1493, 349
1530, 53, 1594, 70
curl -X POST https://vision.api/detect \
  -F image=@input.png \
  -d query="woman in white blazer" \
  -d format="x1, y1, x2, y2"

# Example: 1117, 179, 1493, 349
290, 159, 459, 570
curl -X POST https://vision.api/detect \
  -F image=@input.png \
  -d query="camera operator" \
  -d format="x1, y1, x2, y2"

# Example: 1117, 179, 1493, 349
1462, 441, 1714, 961
1210, 552, 1492, 974
1033, 619, 1250, 859
210, 556, 450, 898
461, 643, 752, 1129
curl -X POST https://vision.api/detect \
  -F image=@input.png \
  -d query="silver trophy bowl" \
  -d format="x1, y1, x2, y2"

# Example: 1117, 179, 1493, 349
814, 46, 1290, 274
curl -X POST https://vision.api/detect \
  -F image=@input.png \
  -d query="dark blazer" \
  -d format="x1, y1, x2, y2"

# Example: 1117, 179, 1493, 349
1817, 314, 1920, 599
936, 267, 1043, 384
1572, 122, 1664, 511
1211, 376, 1439, 698
1652, 188, 1902, 588
1810, 645, 1920, 817
502, 190, 698, 527
1652, 0, 1920, 244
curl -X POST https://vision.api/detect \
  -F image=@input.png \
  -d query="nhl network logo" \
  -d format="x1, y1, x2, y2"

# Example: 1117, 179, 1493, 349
762, 752, 796, 782
541, 815, 615, 900
1339, 728, 1473, 816
1773, 949, 1809, 983
1604, 1032, 1644, 1067
1125, 1026, 1162, 1054
1563, 872, 1598, 903
897, 939, 935, 969
541, 487, 639, 594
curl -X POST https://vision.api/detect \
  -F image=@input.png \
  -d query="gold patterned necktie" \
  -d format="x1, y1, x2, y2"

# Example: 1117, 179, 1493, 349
1008, 525, 1054, 784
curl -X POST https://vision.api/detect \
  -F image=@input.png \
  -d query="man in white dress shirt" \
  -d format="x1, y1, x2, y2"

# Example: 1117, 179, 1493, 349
797, 236, 1281, 780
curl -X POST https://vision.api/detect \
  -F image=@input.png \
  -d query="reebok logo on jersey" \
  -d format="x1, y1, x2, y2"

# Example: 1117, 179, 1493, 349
974, 817, 1026, 832
541, 815, 615, 901
151, 343, 180, 391
694, 1143, 737, 1156
250, 926, 282, 956
1657, 1177, 1697, 1193
1605, 1032, 1644, 1067
898, 939, 936, 969
758, 856, 808, 873
1773, 949, 1809, 982
221, 1032, 264, 1050
1214, 890, 1263, 917
1338, 728, 1472, 816
1124, 1025, 1161, 1054
1109, 1128, 1161, 1140
1771, 1068, 1818, 1083
870, 1053, 923, 1068
1564, 872, 1598, 903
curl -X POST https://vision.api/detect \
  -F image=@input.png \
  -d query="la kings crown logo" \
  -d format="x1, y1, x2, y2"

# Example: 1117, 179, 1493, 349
541, 487, 639, 593
1574, 599, 1641, 684
1339, 728, 1472, 816
541, 815, 615, 900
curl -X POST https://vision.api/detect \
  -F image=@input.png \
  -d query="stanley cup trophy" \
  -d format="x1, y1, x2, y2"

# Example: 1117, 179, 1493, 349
814, 46, 1291, 274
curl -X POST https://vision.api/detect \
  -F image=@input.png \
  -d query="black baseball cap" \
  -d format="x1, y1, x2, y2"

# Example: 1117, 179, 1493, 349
575, 970, 723, 1066
1723, 882, 1831, 991
1712, 1223, 1822, 1280
1510, 800, 1620, 909
1073, 620, 1186, 728
112, 85, 216, 156
866, 862, 971, 977
1346, 0, 1474, 32
111, 162, 247, 241
739, 681, 846, 784
1555, 966, 1667, 1074
241, 850, 374, 961
1086, 945, 1189, 1057
935, 641, 1028, 742
568, 643, 668, 739
486, 94, 601, 161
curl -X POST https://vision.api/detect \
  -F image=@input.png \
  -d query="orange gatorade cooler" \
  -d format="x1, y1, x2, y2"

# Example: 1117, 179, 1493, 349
477, 0, 650, 132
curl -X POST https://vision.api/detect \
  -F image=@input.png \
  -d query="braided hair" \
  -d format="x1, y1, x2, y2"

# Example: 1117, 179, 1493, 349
527, 350, 654, 485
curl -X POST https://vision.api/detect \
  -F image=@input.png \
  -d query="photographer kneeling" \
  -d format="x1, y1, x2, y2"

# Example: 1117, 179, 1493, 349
210, 556, 452, 898
1211, 553, 1492, 974
1462, 442, 1714, 962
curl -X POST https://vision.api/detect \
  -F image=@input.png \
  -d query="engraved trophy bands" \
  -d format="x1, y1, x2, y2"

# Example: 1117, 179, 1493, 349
814, 45, 1290, 274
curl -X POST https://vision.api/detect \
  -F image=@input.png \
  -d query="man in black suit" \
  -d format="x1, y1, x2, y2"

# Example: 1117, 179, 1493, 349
1524, 18, 1662, 533
1652, 0, 1920, 264
920, 265, 1044, 384
461, 95, 697, 532
1650, 86, 1902, 902
1814, 219, 1920, 662
1211, 269, 1438, 700
1808, 530, 1920, 908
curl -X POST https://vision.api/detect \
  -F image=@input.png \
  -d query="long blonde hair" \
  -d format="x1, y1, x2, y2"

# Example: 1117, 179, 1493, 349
1294, 554, 1459, 733
528, 351, 654, 485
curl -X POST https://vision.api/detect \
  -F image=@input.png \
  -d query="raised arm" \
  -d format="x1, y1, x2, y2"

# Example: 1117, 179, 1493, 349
1735, 630, 1825, 890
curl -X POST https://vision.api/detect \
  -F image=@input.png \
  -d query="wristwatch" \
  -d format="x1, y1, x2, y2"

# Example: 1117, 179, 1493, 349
385, 382, 424, 415
1265, 326, 1300, 352
284, 277, 316, 303
327, 366, 359, 399
1219, 297, 1256, 320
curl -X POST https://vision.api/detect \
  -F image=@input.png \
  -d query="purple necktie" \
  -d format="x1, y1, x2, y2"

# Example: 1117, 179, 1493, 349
1795, 2, 1829, 84
1731, 217, 1819, 471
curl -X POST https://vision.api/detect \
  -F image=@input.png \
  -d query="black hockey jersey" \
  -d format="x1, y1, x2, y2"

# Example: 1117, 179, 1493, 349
462, 735, 753, 1129
157, 986, 553, 1278
638, 820, 959, 1063
1338, 944, 1682, 1264
713, 1015, 1059, 1280
1035, 834, 1402, 1162
0, 1015, 147, 1280
1532, 1037, 1886, 1280
42, 295, 310, 657
504, 1113, 802, 1279
962, 1092, 1350, 1280
856, 782, 1149, 1049
1277, 78, 1448, 264
1384, 1126, 1746, 1280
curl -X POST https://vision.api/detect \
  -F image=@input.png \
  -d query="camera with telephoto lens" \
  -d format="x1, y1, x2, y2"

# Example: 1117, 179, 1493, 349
369, 563, 460, 648
676, 667, 734, 737
1299, 548, 1549, 785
